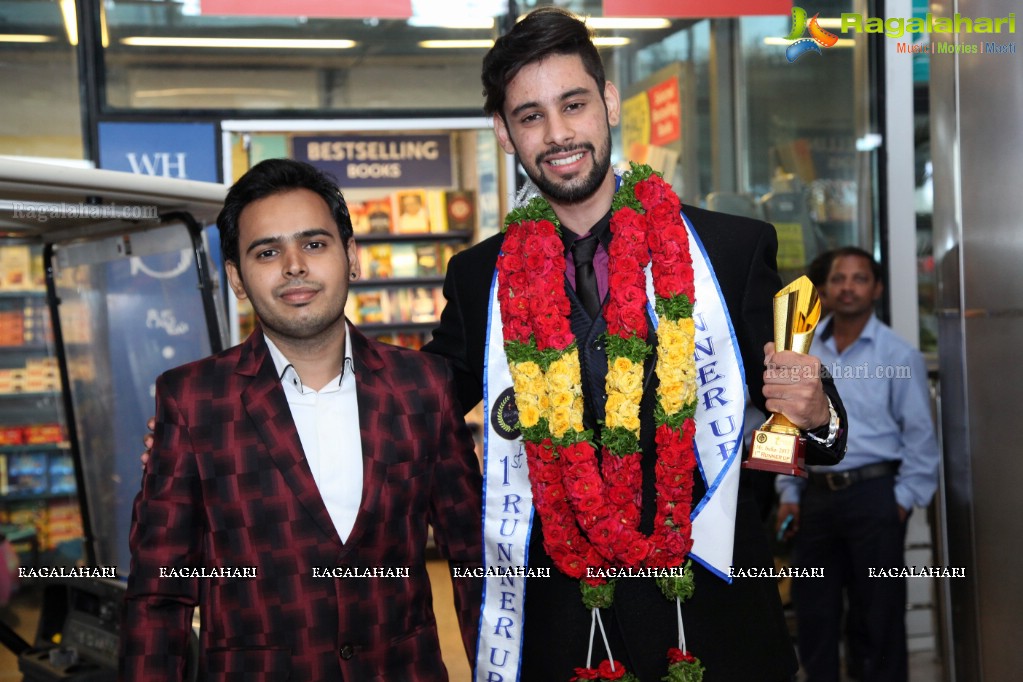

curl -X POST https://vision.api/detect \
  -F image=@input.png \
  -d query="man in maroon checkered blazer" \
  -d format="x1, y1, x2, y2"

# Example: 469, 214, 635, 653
120, 159, 483, 681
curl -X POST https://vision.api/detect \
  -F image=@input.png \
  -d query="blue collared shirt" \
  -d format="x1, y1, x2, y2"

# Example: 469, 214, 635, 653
776, 314, 939, 510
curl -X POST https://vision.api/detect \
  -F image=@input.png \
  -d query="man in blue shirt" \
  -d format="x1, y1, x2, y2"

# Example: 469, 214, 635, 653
776, 246, 939, 682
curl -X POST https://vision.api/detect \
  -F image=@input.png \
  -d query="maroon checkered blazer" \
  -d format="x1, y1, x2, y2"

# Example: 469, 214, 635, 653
120, 325, 483, 681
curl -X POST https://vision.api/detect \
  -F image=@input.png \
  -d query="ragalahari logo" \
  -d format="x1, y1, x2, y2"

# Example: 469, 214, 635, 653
785, 7, 839, 62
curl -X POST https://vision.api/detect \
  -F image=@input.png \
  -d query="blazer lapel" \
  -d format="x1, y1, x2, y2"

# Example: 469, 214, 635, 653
236, 329, 343, 548
339, 326, 395, 554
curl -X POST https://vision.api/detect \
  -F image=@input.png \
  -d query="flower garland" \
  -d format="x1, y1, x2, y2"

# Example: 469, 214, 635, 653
497, 163, 704, 681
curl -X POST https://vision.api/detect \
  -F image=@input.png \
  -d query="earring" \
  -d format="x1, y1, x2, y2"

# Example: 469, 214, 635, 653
350, 272, 357, 280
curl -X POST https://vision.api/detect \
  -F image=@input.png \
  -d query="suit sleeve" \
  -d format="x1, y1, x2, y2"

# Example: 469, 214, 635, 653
739, 220, 782, 418
120, 375, 203, 681
742, 223, 847, 467
811, 366, 848, 466
428, 361, 484, 664
424, 250, 485, 414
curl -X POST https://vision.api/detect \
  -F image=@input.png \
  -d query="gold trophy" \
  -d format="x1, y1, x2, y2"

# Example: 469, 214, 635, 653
743, 276, 821, 477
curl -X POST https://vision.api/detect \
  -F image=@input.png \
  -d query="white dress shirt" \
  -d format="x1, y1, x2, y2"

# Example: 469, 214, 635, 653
264, 328, 363, 542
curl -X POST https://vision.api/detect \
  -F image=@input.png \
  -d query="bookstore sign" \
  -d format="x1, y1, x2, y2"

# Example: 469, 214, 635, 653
293, 134, 453, 189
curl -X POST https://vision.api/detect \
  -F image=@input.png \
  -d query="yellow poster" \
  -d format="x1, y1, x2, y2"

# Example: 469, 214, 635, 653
773, 222, 807, 270
621, 91, 651, 164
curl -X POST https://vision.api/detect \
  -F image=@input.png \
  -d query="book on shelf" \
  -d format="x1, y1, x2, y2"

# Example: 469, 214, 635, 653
365, 198, 394, 234
426, 190, 448, 233
438, 243, 468, 273
373, 332, 429, 350
344, 295, 360, 324
415, 244, 443, 277
348, 201, 371, 235
410, 287, 443, 323
390, 243, 418, 279
360, 244, 393, 280
393, 190, 432, 234
388, 289, 412, 323
355, 290, 388, 324
444, 190, 476, 233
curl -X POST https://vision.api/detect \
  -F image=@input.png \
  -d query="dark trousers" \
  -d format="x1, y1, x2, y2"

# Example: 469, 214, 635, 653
791, 475, 908, 682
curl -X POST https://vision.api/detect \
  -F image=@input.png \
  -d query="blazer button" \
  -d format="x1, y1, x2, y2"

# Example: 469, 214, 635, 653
340, 644, 355, 660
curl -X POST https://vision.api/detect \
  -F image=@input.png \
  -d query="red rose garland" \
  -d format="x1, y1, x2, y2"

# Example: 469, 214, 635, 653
496, 164, 706, 680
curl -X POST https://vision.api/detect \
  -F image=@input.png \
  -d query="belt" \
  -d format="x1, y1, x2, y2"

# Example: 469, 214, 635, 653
808, 461, 900, 492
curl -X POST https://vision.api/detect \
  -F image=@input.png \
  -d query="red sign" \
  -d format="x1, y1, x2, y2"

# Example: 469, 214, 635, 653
603, 0, 790, 18
201, 0, 412, 19
647, 78, 680, 146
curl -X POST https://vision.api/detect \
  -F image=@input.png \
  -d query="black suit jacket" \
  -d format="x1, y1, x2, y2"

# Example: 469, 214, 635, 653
424, 204, 846, 681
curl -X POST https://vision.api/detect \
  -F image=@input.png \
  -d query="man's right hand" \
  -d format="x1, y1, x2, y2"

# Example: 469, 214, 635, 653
775, 502, 800, 542
141, 417, 155, 467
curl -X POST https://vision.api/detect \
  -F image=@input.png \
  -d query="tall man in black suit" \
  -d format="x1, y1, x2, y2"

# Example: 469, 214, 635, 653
423, 8, 847, 681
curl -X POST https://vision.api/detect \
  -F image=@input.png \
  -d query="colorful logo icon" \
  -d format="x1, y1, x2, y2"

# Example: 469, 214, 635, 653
785, 7, 839, 62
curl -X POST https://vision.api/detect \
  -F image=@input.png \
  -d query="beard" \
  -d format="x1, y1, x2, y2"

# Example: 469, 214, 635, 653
248, 281, 347, 345
519, 130, 612, 204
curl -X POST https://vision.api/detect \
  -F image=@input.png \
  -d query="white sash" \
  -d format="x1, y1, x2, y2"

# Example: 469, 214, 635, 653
475, 269, 534, 681
475, 211, 745, 681
678, 213, 746, 581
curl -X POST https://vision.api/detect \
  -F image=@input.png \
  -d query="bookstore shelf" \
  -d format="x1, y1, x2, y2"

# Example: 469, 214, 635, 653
0, 247, 83, 565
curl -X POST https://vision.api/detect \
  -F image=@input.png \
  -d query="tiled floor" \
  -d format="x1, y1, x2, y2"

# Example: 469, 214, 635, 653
427, 559, 472, 682
0, 587, 37, 681
0, 569, 943, 682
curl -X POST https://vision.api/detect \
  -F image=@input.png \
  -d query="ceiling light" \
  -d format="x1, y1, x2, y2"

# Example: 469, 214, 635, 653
419, 39, 495, 49
585, 18, 671, 30
100, 3, 109, 48
0, 34, 56, 43
594, 37, 631, 47
515, 15, 670, 30
407, 18, 495, 29
119, 37, 356, 49
60, 0, 78, 46
132, 87, 297, 98
762, 37, 856, 47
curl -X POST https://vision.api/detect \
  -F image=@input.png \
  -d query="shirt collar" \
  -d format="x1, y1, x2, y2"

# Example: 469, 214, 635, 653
859, 312, 881, 340
264, 323, 355, 394
559, 209, 613, 254
819, 312, 880, 343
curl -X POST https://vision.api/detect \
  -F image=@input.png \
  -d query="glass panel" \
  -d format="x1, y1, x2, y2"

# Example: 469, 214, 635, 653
102, 0, 503, 111
740, 6, 877, 285
629, 21, 711, 202
52, 224, 219, 572
0, 0, 84, 158
911, 0, 935, 353
100, 0, 704, 114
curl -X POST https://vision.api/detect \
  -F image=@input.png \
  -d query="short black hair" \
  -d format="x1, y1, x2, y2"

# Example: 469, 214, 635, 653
806, 250, 835, 288
829, 246, 883, 284
217, 158, 353, 265
482, 7, 606, 119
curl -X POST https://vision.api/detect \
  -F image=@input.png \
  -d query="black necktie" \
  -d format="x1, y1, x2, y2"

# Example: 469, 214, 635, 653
572, 233, 601, 318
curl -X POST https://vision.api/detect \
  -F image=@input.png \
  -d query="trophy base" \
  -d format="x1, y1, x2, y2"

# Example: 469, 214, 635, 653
743, 427, 807, 477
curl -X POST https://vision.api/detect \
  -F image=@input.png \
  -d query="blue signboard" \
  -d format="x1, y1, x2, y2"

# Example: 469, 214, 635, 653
292, 133, 453, 189
97, 119, 223, 281
98, 122, 219, 181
